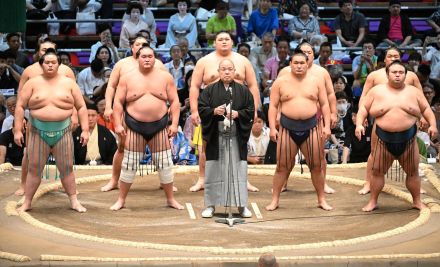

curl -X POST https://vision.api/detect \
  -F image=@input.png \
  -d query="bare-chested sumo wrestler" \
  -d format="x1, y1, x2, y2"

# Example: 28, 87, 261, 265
355, 61, 437, 212
266, 51, 332, 211
14, 49, 89, 213
110, 44, 183, 211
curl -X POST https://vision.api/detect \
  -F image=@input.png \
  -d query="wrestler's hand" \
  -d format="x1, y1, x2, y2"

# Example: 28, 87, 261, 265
330, 113, 338, 129
355, 125, 365, 141
322, 126, 331, 140
191, 111, 201, 126
428, 126, 439, 140
420, 117, 429, 129
168, 124, 178, 138
13, 131, 24, 147
80, 130, 89, 146
104, 107, 113, 122
115, 125, 126, 137
270, 128, 278, 142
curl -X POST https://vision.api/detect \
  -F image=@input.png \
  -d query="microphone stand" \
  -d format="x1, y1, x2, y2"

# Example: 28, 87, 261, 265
216, 85, 245, 227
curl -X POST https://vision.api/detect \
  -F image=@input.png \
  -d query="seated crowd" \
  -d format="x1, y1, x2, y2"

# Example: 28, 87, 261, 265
1, 0, 440, 167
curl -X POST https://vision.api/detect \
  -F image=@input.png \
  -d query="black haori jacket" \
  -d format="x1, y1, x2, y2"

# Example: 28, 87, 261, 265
198, 80, 255, 161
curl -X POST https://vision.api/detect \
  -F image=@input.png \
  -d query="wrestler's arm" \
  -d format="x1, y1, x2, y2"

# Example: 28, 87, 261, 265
113, 76, 127, 131
317, 80, 331, 136
268, 79, 281, 132
17, 67, 30, 95
155, 59, 167, 71
244, 58, 261, 111
13, 80, 32, 146
165, 72, 180, 129
71, 81, 89, 134
417, 89, 437, 132
356, 89, 373, 127
62, 64, 76, 80
409, 71, 423, 90
189, 58, 204, 122
358, 71, 375, 106
104, 62, 122, 115
323, 70, 337, 127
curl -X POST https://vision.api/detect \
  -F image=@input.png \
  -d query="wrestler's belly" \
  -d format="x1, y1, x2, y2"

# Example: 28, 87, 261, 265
126, 95, 168, 122
375, 111, 418, 132
30, 105, 73, 122
280, 99, 318, 120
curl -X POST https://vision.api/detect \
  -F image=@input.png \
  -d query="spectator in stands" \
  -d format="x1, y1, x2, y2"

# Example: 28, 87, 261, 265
164, 0, 198, 49
178, 69, 192, 129
119, 2, 150, 49
26, 0, 52, 37
165, 45, 185, 90
228, 0, 252, 42
247, 0, 279, 40
58, 51, 79, 77
247, 110, 269, 165
342, 105, 371, 163
423, 82, 436, 107
352, 40, 378, 87
422, 35, 440, 80
407, 52, 422, 73
377, 0, 421, 49
334, 0, 366, 48
287, 2, 322, 49
428, 7, 440, 36
326, 91, 349, 163
4, 51, 24, 75
0, 122, 25, 166
5, 33, 29, 68
250, 32, 277, 77
74, 0, 102, 13
237, 42, 261, 86
313, 42, 334, 67
77, 58, 105, 102
73, 103, 117, 165
1, 96, 16, 133
333, 74, 346, 94
94, 45, 114, 69
92, 67, 111, 101
263, 37, 290, 88
178, 37, 197, 63
0, 94, 5, 129
278, 0, 318, 17
96, 98, 114, 132
150, 0, 167, 7
206, 2, 237, 47
122, 0, 157, 48
0, 52, 20, 94
89, 23, 119, 64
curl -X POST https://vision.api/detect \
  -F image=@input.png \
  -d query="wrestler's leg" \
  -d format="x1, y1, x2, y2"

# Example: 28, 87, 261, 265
101, 135, 125, 192
359, 123, 377, 195
398, 141, 426, 210
318, 119, 335, 194
52, 132, 86, 213
149, 129, 183, 210
300, 128, 332, 211
363, 136, 393, 212
266, 126, 297, 211
14, 149, 27, 196
17, 130, 50, 212
110, 128, 144, 210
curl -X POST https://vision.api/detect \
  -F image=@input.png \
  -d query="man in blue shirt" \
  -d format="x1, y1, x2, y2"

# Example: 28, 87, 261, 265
247, 0, 279, 40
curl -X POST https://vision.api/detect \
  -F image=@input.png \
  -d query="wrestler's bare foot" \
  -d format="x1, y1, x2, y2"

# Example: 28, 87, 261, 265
110, 199, 125, 211
324, 184, 335, 194
101, 180, 119, 192
160, 185, 178, 192
271, 187, 287, 193
167, 199, 184, 210
362, 201, 378, 212
247, 181, 259, 192
265, 200, 279, 211
358, 184, 370, 195
14, 187, 25, 196
16, 203, 31, 213
70, 200, 87, 213
318, 200, 333, 211
189, 179, 204, 192
412, 201, 427, 210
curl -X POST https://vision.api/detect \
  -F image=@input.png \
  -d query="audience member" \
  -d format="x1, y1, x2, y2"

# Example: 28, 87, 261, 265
165, 45, 185, 90
119, 2, 149, 49
92, 67, 111, 101
263, 38, 290, 88
206, 2, 237, 46
164, 0, 198, 49
237, 42, 261, 86
122, 0, 157, 47
89, 23, 119, 64
342, 105, 371, 163
247, 111, 270, 164
352, 40, 378, 87
73, 103, 117, 165
77, 58, 105, 101
407, 52, 422, 73
1, 96, 16, 133
178, 37, 197, 63
5, 33, 29, 68
94, 45, 114, 69
278, 0, 318, 17
58, 51, 79, 77
4, 51, 24, 75
178, 69, 192, 129
0, 124, 25, 166
250, 32, 277, 76
422, 35, 440, 80
150, 0, 167, 7
334, 0, 366, 47
26, 0, 52, 36
288, 3, 321, 49
96, 98, 115, 132
427, 6, 440, 35
247, 0, 279, 40
0, 94, 5, 129
313, 42, 335, 67
377, 0, 421, 49
0, 52, 20, 94
228, 0, 251, 41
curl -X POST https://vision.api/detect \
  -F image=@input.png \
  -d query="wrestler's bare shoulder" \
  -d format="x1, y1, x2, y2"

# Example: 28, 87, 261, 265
278, 66, 291, 77
23, 63, 43, 76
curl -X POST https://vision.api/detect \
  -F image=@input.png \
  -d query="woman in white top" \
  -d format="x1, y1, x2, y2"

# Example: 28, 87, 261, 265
122, 0, 157, 48
119, 2, 149, 49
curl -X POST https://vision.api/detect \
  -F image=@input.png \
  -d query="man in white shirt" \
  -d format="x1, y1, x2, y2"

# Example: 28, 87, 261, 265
77, 59, 105, 101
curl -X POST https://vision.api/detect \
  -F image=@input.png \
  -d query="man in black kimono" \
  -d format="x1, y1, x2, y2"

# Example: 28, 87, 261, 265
198, 59, 255, 218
